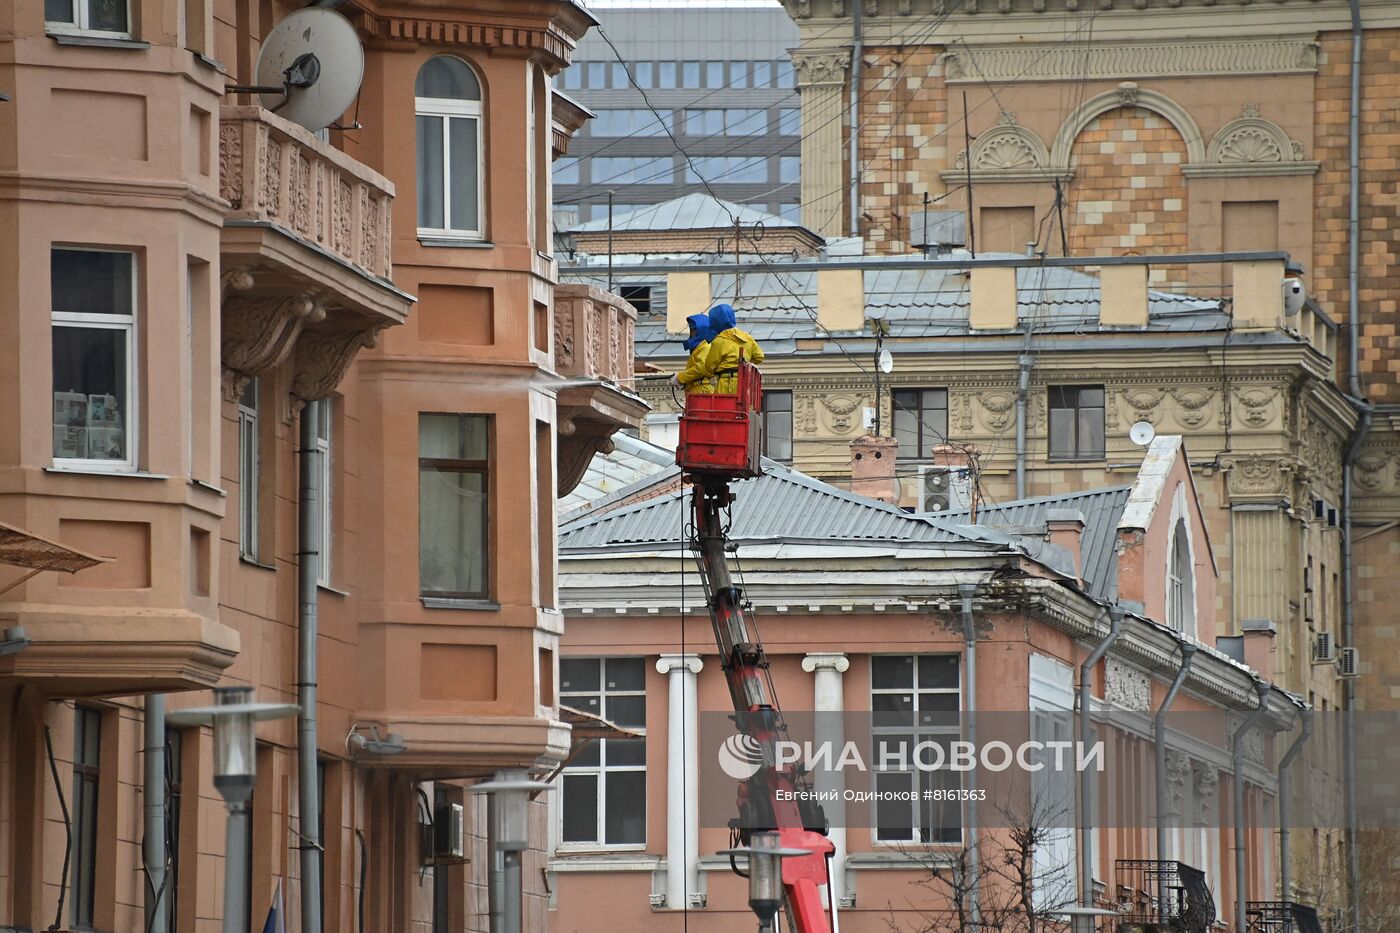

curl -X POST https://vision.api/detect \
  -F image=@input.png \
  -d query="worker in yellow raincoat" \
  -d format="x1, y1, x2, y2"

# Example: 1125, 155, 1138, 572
670, 312, 716, 395
693, 303, 764, 394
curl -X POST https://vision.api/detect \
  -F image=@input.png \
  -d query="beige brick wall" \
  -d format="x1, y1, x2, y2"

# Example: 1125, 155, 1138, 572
1313, 28, 1400, 401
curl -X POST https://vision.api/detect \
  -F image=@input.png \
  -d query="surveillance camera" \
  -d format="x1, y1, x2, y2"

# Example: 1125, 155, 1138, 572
1283, 276, 1306, 316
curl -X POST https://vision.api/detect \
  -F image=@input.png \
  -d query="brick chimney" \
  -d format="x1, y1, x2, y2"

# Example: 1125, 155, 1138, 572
1046, 508, 1086, 582
850, 435, 899, 503
1241, 618, 1277, 680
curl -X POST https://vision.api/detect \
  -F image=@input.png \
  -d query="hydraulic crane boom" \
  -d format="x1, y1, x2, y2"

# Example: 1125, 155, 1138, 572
676, 359, 836, 933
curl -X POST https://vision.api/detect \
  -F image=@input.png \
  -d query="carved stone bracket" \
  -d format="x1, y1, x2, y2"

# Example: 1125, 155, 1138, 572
221, 292, 326, 400
291, 323, 383, 405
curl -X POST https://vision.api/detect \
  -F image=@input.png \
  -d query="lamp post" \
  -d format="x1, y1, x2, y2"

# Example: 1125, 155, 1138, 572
168, 686, 298, 933
720, 832, 812, 933
471, 770, 551, 933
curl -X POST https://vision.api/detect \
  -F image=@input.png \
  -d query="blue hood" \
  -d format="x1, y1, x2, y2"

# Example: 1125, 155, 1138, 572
708, 303, 737, 334
683, 313, 712, 351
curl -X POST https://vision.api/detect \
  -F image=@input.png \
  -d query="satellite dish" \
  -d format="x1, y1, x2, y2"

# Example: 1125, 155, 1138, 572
255, 8, 364, 133
1129, 421, 1156, 446
878, 349, 894, 374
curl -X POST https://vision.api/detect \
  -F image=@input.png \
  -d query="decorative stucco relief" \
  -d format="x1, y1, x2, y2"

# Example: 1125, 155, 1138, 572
819, 394, 866, 434
1164, 749, 1192, 818
1104, 658, 1152, 712
937, 38, 1317, 83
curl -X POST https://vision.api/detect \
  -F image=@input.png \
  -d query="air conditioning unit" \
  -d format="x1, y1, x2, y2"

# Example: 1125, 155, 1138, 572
918, 465, 972, 513
422, 802, 465, 863
1312, 632, 1336, 664
1338, 646, 1360, 678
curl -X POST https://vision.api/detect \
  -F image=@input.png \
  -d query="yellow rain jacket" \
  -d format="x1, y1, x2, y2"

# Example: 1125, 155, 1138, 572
699, 328, 765, 395
676, 339, 715, 395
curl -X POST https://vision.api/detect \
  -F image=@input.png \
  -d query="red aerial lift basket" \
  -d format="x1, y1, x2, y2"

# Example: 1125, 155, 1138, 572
677, 358, 763, 479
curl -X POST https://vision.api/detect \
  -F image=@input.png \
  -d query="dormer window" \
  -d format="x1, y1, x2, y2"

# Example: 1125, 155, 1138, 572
1167, 517, 1195, 636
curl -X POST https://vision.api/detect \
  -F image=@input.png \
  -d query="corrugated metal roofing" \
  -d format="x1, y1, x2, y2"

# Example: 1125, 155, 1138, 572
569, 193, 806, 234
935, 485, 1133, 600
558, 462, 1000, 551
559, 433, 675, 519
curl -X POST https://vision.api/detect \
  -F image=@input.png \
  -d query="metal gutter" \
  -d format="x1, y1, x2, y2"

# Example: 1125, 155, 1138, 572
959, 584, 981, 926
143, 693, 169, 933
1278, 708, 1313, 915
298, 403, 324, 933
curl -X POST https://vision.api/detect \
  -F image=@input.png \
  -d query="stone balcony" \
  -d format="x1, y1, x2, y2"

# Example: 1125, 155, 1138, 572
553, 284, 649, 496
218, 105, 413, 404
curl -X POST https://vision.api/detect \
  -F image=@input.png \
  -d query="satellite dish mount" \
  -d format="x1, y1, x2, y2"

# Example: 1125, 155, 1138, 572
224, 8, 365, 133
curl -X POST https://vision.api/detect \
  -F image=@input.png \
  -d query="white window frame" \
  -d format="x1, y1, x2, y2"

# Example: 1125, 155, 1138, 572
46, 0, 131, 38
415, 62, 485, 241
51, 247, 138, 473
557, 657, 647, 851
1164, 486, 1197, 638
869, 654, 963, 847
237, 379, 259, 561
315, 399, 333, 586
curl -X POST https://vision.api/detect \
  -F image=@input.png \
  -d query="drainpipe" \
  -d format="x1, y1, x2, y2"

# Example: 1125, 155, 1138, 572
1014, 353, 1032, 499
958, 584, 981, 927
1153, 641, 1196, 924
847, 0, 862, 238
1078, 604, 1123, 910
1278, 708, 1313, 925
1343, 3, 1365, 927
143, 693, 169, 933
1233, 680, 1271, 933
298, 401, 324, 933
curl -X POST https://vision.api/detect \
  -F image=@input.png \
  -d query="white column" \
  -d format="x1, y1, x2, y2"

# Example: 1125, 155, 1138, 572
803, 652, 851, 912
657, 654, 704, 910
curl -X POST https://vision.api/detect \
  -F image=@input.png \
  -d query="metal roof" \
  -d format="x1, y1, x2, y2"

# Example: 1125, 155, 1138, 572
934, 486, 1133, 601
558, 461, 1005, 551
559, 432, 675, 519
569, 193, 808, 234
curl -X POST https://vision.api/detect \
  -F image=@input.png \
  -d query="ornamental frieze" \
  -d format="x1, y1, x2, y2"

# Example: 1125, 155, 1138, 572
819, 394, 867, 435
1233, 387, 1281, 430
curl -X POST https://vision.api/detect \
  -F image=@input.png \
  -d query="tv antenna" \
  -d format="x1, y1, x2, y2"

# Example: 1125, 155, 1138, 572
226, 7, 364, 133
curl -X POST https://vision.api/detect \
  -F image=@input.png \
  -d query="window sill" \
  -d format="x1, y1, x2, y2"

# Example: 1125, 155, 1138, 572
239, 555, 276, 572
847, 849, 960, 869
421, 596, 500, 611
189, 50, 225, 71
548, 852, 656, 872
49, 33, 148, 49
318, 582, 350, 598
417, 236, 492, 249
1047, 456, 1106, 464
45, 466, 167, 479
189, 479, 227, 497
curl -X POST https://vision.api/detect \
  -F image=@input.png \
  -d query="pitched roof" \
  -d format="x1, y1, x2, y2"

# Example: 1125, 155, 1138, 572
559, 432, 675, 519
568, 193, 811, 234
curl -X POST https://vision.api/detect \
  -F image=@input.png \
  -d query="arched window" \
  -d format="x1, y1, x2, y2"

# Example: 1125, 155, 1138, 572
1167, 518, 1195, 635
416, 56, 483, 239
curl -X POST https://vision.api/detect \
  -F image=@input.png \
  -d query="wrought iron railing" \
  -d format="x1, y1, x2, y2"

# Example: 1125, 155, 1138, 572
1246, 900, 1324, 933
1114, 859, 1215, 932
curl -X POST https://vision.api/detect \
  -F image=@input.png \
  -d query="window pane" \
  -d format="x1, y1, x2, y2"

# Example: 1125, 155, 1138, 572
605, 657, 645, 691
872, 655, 914, 690
871, 693, 914, 728
52, 326, 128, 461
779, 156, 800, 183
1079, 386, 1104, 407
561, 658, 599, 693
416, 115, 445, 230
553, 158, 579, 185
778, 108, 800, 135
658, 62, 675, 88
1078, 406, 1104, 458
448, 117, 479, 232
682, 62, 700, 88
634, 62, 653, 88
418, 468, 486, 595
874, 771, 913, 841
605, 738, 645, 767
88, 0, 127, 31
52, 250, 133, 316
1048, 407, 1075, 459
419, 413, 488, 460
586, 63, 605, 88
776, 61, 795, 88
730, 62, 749, 88
604, 770, 645, 844
706, 62, 725, 87
561, 774, 598, 843
753, 62, 772, 87
604, 694, 645, 729
416, 57, 480, 100
726, 109, 765, 136
571, 738, 600, 768
610, 63, 628, 88
560, 66, 582, 90
917, 655, 959, 689
45, 0, 75, 22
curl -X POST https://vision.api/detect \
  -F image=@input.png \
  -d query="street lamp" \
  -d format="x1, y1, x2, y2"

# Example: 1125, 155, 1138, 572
720, 832, 812, 933
471, 770, 551, 933
168, 686, 298, 933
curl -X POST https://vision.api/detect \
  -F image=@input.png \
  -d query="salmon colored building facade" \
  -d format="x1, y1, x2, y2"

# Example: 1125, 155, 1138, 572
554, 438, 1301, 931
0, 0, 641, 929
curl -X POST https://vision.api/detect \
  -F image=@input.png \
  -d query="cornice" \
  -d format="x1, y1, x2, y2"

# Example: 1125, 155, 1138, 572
351, 4, 587, 68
